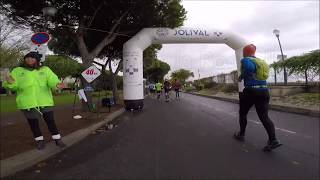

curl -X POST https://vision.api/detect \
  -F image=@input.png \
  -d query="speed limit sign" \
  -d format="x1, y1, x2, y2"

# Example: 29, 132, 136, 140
81, 65, 101, 83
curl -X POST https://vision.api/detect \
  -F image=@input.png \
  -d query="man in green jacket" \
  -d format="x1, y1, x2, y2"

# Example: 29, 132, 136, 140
3, 52, 66, 150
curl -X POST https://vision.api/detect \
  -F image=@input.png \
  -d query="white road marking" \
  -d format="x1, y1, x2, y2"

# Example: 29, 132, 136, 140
249, 120, 261, 124
292, 161, 300, 165
249, 120, 297, 134
278, 128, 297, 134
188, 96, 309, 138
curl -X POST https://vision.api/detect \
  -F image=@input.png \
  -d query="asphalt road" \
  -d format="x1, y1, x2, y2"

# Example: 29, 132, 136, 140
7, 92, 319, 180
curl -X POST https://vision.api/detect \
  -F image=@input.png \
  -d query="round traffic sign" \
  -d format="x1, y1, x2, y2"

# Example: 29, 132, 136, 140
31, 32, 50, 45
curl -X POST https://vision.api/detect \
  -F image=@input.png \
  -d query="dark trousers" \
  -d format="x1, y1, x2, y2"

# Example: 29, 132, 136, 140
239, 88, 276, 141
175, 89, 180, 98
22, 108, 60, 139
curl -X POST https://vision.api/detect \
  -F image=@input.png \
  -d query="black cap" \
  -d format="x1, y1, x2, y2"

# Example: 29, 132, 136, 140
24, 51, 42, 62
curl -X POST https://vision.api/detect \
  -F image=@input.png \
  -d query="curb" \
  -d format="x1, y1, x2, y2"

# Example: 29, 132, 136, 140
0, 108, 126, 178
186, 92, 319, 117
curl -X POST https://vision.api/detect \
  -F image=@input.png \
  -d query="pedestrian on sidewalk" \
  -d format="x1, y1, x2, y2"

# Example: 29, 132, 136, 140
3, 51, 66, 150
234, 44, 282, 151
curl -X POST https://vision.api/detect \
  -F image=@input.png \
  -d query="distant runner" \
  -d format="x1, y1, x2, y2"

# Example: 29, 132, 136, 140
172, 79, 181, 99
155, 82, 162, 100
163, 79, 171, 102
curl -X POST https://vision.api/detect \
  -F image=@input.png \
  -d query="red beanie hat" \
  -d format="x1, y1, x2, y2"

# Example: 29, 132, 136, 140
243, 44, 256, 57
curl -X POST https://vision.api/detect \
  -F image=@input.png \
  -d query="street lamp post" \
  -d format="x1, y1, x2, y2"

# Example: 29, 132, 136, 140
273, 29, 287, 85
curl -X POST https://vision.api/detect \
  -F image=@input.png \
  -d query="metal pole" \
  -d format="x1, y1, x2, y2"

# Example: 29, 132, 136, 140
276, 36, 287, 85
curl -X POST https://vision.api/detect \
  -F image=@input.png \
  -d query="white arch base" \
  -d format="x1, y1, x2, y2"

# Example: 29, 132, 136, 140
123, 28, 250, 110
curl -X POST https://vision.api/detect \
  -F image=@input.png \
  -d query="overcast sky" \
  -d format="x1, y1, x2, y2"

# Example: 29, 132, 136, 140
158, 0, 319, 79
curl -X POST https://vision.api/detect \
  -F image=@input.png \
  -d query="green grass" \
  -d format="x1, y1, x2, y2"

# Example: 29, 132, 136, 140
53, 93, 79, 106
198, 89, 216, 96
0, 94, 78, 113
197, 87, 228, 95
0, 90, 117, 114
0, 96, 17, 113
289, 93, 320, 105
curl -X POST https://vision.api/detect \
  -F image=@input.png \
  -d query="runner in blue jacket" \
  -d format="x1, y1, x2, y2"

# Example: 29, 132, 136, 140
234, 44, 282, 152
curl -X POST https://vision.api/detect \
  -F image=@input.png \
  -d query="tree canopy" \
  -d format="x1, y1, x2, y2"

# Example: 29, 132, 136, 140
1, 0, 186, 107
43, 55, 82, 79
1, 0, 186, 66
0, 14, 31, 68
144, 59, 170, 83
170, 69, 194, 83
143, 44, 170, 83
270, 49, 320, 84
0, 46, 23, 68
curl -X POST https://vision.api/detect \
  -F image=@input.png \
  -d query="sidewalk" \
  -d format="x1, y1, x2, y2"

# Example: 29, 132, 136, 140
0, 102, 124, 160
187, 91, 319, 117
0, 106, 126, 177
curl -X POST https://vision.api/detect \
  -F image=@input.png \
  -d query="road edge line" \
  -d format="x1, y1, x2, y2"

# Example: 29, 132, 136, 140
185, 92, 319, 117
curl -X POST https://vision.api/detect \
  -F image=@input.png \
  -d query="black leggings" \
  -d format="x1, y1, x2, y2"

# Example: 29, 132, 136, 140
239, 88, 276, 141
23, 109, 60, 139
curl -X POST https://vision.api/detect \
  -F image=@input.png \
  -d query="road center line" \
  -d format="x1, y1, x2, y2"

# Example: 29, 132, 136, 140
249, 120, 297, 134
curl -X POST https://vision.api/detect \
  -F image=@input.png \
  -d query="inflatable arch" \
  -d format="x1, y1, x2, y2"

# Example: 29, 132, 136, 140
123, 28, 250, 110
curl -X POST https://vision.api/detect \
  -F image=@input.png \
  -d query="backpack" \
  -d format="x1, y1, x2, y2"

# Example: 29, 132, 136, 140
248, 57, 269, 80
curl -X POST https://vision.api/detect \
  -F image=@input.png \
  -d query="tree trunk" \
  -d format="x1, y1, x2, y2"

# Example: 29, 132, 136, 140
110, 73, 119, 104
79, 55, 94, 112
72, 13, 126, 111
305, 69, 308, 85
274, 68, 277, 84
108, 60, 119, 104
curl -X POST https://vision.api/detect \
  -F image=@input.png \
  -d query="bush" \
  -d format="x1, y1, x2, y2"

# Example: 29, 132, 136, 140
183, 85, 196, 92
203, 81, 217, 89
194, 82, 204, 91
222, 84, 238, 93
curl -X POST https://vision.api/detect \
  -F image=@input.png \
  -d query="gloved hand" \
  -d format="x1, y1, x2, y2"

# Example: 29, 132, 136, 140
5, 75, 15, 84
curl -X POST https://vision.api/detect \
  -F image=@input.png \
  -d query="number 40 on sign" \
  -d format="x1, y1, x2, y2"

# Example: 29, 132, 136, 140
81, 65, 101, 83
85, 69, 96, 75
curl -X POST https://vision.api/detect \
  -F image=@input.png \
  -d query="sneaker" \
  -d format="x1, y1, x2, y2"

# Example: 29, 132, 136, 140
55, 139, 66, 148
36, 140, 45, 150
263, 140, 282, 152
233, 132, 245, 141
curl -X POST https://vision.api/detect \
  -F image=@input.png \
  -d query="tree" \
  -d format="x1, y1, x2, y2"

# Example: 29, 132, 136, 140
0, 14, 31, 68
143, 44, 170, 83
0, 46, 23, 68
1, 0, 186, 66
144, 59, 171, 83
1, 0, 186, 108
171, 69, 194, 84
271, 49, 320, 84
270, 62, 282, 84
285, 50, 320, 84
43, 55, 82, 81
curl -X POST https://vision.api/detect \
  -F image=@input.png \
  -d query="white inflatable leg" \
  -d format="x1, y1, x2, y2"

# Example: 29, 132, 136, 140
123, 48, 144, 110
235, 48, 244, 93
